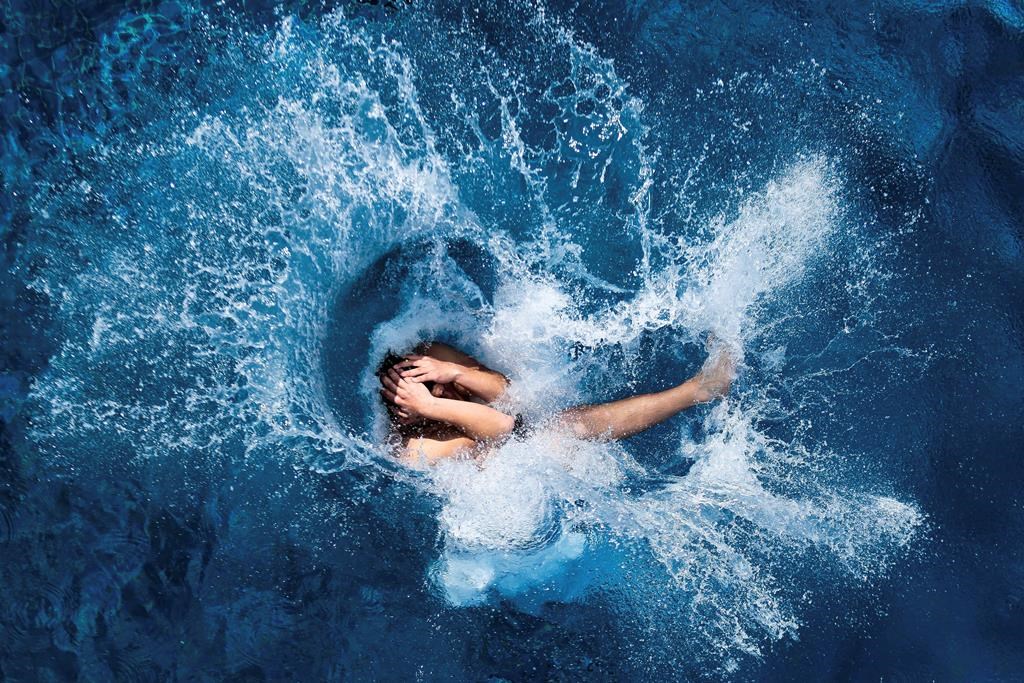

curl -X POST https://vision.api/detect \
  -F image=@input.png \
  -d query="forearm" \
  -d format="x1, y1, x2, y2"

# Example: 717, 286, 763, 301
422, 397, 515, 441
452, 366, 509, 403
558, 380, 704, 440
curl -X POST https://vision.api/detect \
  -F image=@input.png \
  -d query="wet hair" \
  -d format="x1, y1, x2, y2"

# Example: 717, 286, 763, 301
376, 351, 403, 418
375, 351, 406, 383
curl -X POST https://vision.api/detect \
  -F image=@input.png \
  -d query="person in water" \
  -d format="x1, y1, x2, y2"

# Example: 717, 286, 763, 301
377, 341, 736, 465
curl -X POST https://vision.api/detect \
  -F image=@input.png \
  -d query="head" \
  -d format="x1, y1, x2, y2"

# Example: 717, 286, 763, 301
375, 350, 439, 431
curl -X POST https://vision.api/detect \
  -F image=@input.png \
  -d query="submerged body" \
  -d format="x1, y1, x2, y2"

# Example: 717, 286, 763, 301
378, 341, 736, 465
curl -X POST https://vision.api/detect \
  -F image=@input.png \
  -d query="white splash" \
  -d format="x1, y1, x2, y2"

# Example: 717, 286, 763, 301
22, 6, 922, 669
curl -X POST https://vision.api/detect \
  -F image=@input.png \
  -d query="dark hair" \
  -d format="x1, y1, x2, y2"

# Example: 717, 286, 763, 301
375, 351, 406, 382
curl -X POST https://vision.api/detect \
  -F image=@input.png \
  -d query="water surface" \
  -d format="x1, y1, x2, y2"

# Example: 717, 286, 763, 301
1, 0, 1022, 679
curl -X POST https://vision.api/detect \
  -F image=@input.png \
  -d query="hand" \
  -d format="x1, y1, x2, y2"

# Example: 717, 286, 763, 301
379, 367, 412, 421
395, 354, 463, 384
693, 338, 737, 402
380, 367, 436, 419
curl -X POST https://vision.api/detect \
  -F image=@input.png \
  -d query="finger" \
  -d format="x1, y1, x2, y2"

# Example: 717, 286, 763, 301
387, 368, 403, 385
379, 388, 396, 404
380, 374, 399, 393
403, 354, 424, 361
401, 367, 431, 379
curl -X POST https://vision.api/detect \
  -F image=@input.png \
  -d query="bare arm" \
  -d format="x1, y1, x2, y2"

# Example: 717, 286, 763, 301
558, 380, 706, 440
382, 371, 516, 442
557, 347, 735, 440
402, 342, 509, 403
418, 395, 516, 442
451, 364, 509, 403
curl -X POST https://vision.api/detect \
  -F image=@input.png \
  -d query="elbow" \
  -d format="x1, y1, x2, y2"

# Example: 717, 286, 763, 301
497, 412, 516, 438
492, 371, 511, 394
483, 413, 516, 443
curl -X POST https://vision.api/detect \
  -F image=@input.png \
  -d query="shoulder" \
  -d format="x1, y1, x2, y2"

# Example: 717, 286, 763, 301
399, 434, 477, 465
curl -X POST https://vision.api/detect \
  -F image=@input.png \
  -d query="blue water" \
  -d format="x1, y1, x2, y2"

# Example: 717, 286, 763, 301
2, 0, 1022, 679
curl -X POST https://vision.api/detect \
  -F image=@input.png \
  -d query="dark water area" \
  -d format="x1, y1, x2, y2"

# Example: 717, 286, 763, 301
1, 0, 1022, 680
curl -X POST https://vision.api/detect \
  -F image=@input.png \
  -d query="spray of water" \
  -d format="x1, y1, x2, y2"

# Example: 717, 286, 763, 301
19, 5, 922, 667
405, 158, 920, 666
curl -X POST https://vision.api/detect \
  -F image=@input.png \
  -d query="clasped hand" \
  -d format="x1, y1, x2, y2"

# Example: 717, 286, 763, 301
379, 355, 469, 421
379, 366, 435, 421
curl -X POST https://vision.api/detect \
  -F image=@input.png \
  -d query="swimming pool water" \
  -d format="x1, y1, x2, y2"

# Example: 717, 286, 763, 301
2, 0, 1022, 680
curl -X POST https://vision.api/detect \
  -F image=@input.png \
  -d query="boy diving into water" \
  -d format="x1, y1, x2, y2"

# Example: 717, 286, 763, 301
377, 341, 736, 465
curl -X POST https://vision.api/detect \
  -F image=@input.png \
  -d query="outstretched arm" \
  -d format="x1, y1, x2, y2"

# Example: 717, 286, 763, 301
557, 346, 736, 440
